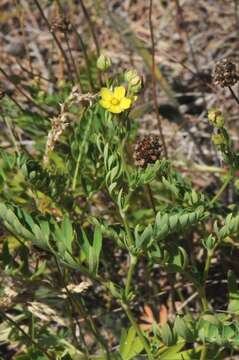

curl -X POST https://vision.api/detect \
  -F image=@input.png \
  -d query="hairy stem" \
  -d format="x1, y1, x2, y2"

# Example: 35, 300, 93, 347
125, 254, 137, 297
209, 173, 233, 206
200, 343, 208, 360
122, 214, 134, 248
72, 110, 92, 191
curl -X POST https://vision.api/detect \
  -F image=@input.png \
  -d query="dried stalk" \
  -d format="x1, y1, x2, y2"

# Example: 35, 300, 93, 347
148, 0, 168, 158
33, 0, 74, 84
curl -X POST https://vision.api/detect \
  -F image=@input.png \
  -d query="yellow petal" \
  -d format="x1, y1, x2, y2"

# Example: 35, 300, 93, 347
113, 86, 126, 100
109, 105, 122, 113
120, 97, 131, 110
100, 87, 113, 101
99, 99, 111, 109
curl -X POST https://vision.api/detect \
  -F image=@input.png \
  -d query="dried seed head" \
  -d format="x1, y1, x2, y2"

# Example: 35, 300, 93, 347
213, 58, 239, 87
43, 86, 97, 166
133, 134, 162, 168
50, 17, 70, 33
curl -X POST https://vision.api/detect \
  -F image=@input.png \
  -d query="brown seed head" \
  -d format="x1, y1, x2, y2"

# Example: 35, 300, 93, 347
133, 134, 162, 168
50, 17, 70, 33
213, 58, 238, 87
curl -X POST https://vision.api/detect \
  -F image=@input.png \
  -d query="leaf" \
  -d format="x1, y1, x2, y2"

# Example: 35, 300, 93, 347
136, 224, 153, 249
80, 229, 90, 258
228, 270, 239, 313
218, 214, 239, 239
174, 316, 195, 342
93, 225, 102, 259
62, 217, 74, 253
119, 327, 144, 360
161, 323, 176, 346
89, 246, 97, 275
159, 341, 185, 360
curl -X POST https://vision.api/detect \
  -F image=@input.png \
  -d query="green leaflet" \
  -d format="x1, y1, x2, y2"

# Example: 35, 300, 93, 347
154, 207, 205, 240
119, 327, 144, 360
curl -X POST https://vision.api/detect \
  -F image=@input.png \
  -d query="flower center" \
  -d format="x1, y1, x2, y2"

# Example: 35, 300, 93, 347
111, 98, 120, 105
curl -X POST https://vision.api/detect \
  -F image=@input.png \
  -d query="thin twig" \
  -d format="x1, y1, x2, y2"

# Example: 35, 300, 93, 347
78, 0, 102, 86
228, 86, 239, 106
174, 0, 207, 110
64, 31, 83, 90
17, 62, 55, 84
54, 0, 83, 90
148, 0, 168, 158
0, 67, 54, 116
6, 93, 25, 113
33, 0, 74, 84
147, 184, 157, 216
54, 257, 89, 356
71, 23, 94, 90
56, 0, 94, 90
0, 310, 54, 360
78, 0, 100, 56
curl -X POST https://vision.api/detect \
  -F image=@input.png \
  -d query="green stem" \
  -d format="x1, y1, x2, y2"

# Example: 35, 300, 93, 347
209, 173, 233, 206
198, 250, 214, 312
204, 252, 212, 282
198, 287, 209, 311
200, 343, 208, 360
199, 250, 215, 359
122, 214, 134, 248
72, 111, 93, 191
122, 303, 153, 359
147, 184, 157, 216
125, 254, 137, 296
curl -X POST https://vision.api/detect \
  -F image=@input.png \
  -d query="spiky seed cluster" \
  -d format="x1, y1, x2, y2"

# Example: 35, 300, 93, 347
133, 135, 162, 168
213, 58, 239, 87
50, 17, 70, 33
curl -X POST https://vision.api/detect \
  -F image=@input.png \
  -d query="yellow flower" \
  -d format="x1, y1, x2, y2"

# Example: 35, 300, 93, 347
99, 86, 132, 114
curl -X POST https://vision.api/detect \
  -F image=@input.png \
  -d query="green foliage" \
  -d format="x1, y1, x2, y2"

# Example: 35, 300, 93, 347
1, 41, 239, 360
119, 327, 144, 359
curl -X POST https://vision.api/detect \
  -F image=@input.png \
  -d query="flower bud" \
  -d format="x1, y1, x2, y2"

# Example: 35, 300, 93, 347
124, 69, 138, 82
96, 54, 112, 72
208, 109, 225, 128
124, 69, 142, 94
211, 133, 225, 146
